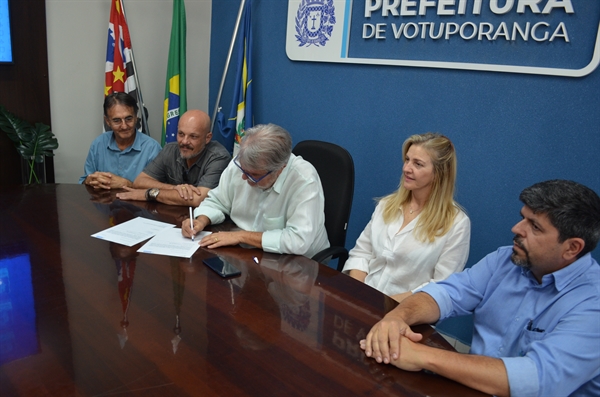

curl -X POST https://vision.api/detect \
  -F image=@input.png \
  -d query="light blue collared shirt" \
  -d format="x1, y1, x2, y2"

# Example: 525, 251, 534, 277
422, 246, 600, 397
79, 131, 161, 184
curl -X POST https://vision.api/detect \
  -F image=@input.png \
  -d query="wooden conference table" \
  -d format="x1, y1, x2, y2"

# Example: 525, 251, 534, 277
0, 184, 487, 397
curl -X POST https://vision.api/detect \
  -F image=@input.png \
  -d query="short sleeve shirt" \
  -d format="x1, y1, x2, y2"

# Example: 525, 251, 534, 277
142, 141, 231, 188
79, 131, 161, 183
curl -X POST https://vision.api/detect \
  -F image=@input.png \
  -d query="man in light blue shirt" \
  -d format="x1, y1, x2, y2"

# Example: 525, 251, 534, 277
79, 92, 161, 189
361, 180, 600, 397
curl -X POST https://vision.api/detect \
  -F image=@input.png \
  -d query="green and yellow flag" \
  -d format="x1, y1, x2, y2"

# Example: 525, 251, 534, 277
162, 0, 187, 146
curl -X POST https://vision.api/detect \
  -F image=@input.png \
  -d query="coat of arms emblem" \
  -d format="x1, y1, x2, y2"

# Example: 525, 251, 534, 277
295, 0, 336, 47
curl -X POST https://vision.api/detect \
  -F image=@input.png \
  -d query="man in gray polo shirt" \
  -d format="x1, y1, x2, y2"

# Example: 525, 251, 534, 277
116, 110, 230, 206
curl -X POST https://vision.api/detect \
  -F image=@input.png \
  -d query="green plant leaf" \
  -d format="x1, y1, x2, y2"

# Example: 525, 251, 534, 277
33, 123, 58, 157
0, 105, 59, 183
0, 105, 33, 144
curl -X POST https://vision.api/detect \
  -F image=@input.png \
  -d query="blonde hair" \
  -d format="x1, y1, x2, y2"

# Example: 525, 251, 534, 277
380, 133, 460, 242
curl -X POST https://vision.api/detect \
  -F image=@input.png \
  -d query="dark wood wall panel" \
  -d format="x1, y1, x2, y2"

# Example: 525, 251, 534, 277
0, 0, 54, 186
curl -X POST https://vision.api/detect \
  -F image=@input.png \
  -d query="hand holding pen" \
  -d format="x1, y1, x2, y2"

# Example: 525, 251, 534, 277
182, 211, 210, 240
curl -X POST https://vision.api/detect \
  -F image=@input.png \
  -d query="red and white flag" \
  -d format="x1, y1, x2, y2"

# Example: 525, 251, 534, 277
105, 0, 137, 97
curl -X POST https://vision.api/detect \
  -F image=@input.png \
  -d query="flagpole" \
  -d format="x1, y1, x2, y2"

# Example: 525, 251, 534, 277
210, 0, 246, 133
119, 0, 150, 135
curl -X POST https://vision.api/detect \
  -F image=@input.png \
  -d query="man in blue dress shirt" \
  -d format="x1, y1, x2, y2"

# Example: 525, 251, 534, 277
361, 179, 600, 397
79, 92, 161, 189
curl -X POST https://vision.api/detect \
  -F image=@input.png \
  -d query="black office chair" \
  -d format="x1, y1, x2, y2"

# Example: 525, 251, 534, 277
292, 140, 355, 271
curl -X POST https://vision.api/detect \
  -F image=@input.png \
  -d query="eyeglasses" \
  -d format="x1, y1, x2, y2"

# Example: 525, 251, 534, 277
109, 116, 135, 126
233, 156, 272, 183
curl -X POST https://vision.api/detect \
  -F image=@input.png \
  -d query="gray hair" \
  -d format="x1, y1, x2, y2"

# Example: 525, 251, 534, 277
237, 124, 292, 171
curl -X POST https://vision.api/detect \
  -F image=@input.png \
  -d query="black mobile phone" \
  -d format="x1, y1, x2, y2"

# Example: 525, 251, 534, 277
203, 256, 241, 278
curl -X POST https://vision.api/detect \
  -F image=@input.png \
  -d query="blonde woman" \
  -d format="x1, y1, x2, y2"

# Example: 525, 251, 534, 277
342, 133, 470, 302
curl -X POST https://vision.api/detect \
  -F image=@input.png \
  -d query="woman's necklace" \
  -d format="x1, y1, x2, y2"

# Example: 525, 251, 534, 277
409, 203, 421, 214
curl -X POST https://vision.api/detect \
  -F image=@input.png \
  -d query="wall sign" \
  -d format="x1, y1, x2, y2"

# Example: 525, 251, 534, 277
286, 0, 600, 77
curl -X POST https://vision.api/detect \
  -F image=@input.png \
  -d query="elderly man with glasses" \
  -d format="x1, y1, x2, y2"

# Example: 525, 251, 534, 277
80, 92, 161, 189
182, 123, 329, 258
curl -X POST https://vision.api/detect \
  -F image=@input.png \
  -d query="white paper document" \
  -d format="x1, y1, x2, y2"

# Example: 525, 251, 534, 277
137, 228, 211, 258
91, 217, 175, 246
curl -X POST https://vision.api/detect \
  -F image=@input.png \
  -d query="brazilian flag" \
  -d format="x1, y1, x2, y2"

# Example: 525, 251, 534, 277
162, 0, 187, 146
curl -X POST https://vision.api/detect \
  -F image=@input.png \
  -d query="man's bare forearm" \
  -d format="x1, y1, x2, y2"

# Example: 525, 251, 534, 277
402, 342, 510, 396
237, 230, 263, 249
155, 189, 204, 206
133, 173, 174, 190
392, 291, 441, 326
198, 229, 263, 250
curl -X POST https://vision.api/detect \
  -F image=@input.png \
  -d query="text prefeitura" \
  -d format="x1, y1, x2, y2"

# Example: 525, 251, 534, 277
363, 0, 574, 42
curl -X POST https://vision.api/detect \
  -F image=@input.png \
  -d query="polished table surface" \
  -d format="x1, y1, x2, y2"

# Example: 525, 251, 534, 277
0, 184, 488, 396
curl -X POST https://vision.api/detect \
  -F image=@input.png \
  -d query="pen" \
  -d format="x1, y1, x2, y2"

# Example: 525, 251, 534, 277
189, 207, 194, 241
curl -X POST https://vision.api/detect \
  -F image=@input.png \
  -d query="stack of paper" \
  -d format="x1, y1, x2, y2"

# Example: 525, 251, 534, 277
91, 217, 210, 258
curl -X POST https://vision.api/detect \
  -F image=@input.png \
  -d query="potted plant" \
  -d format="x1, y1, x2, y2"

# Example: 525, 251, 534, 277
0, 105, 59, 184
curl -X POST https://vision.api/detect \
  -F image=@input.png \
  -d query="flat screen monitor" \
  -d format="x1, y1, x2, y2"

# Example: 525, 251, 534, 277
0, 0, 12, 63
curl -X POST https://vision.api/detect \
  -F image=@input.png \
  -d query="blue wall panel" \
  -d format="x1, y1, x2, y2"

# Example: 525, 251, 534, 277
210, 0, 600, 343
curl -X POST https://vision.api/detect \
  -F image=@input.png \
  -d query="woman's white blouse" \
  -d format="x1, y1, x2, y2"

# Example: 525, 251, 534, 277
342, 202, 471, 297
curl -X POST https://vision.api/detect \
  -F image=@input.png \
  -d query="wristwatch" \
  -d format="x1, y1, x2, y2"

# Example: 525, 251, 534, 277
146, 188, 160, 202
